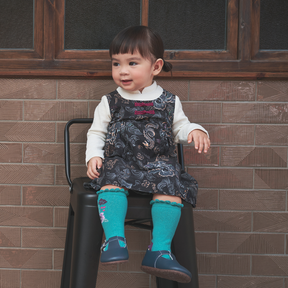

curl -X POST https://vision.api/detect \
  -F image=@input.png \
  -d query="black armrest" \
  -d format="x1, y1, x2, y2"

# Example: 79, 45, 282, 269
64, 118, 93, 191
177, 143, 185, 170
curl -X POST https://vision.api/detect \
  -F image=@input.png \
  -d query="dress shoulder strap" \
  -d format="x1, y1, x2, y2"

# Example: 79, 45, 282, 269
105, 90, 118, 105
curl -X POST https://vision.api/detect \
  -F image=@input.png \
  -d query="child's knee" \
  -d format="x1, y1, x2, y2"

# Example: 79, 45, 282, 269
152, 194, 182, 204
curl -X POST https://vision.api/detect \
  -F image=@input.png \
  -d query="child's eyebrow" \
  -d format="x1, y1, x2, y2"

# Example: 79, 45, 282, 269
128, 57, 142, 61
111, 56, 142, 62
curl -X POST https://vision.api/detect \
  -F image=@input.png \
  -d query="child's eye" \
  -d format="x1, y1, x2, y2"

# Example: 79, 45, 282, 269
112, 62, 119, 67
129, 62, 137, 66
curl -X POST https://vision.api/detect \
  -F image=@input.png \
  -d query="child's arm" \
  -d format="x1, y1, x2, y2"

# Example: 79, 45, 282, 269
86, 96, 111, 178
173, 96, 210, 153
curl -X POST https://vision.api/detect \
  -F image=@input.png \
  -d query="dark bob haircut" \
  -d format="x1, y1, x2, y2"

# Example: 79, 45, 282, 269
109, 26, 172, 72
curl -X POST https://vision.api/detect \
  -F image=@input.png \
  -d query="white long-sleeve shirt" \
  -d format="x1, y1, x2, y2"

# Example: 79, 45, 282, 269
86, 81, 208, 164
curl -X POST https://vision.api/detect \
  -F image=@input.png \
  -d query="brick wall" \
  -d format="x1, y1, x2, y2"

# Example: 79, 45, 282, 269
0, 78, 287, 288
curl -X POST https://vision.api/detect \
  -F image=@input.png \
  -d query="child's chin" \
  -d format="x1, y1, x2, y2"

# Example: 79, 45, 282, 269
121, 85, 136, 91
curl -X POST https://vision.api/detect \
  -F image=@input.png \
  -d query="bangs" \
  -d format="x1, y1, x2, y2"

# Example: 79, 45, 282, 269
109, 27, 152, 60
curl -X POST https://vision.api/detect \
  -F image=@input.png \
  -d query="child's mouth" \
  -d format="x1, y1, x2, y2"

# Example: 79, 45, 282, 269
121, 80, 132, 85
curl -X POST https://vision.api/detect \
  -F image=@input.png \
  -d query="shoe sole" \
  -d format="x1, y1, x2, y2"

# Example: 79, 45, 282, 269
141, 265, 191, 283
101, 259, 128, 265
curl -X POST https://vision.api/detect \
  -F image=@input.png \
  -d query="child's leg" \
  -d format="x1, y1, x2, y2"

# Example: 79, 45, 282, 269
150, 195, 182, 254
141, 194, 192, 283
97, 185, 129, 264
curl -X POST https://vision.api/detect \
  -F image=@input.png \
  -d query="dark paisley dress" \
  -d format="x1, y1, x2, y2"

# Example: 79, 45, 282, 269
86, 89, 198, 207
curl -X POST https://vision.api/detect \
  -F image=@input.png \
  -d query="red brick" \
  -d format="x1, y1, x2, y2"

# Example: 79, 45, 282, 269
24, 143, 62, 164
56, 122, 91, 143
196, 189, 218, 210
98, 258, 117, 272
0, 164, 54, 185
0, 122, 55, 142
218, 276, 283, 288
54, 249, 64, 270
188, 168, 253, 189
284, 235, 288, 254
194, 211, 251, 232
0, 270, 20, 288
54, 207, 69, 227
198, 275, 216, 288
221, 147, 287, 167
190, 81, 256, 101
24, 143, 84, 165
69, 144, 86, 164
0, 79, 56, 99
0, 143, 22, 163
96, 271, 150, 288
0, 186, 21, 205
24, 101, 88, 121
89, 100, 100, 117
254, 212, 288, 233
182, 102, 221, 123
55, 164, 87, 185
0, 228, 21, 247
0, 249, 52, 269
195, 232, 217, 252
118, 251, 146, 272
184, 146, 219, 166
219, 190, 286, 211
58, 79, 117, 100
0, 207, 53, 227
218, 233, 284, 254
197, 254, 250, 275
205, 124, 254, 145
22, 228, 66, 248
157, 79, 189, 101
255, 169, 288, 189
21, 270, 61, 288
258, 80, 288, 102
223, 103, 288, 123
0, 100, 22, 120
2, 78, 288, 286
23, 186, 69, 206
256, 125, 288, 146
252, 255, 288, 276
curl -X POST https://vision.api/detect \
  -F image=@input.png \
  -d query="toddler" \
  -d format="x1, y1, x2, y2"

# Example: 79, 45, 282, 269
85, 25, 210, 283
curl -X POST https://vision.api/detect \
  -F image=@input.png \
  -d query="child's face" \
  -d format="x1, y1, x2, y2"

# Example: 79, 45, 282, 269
111, 51, 162, 92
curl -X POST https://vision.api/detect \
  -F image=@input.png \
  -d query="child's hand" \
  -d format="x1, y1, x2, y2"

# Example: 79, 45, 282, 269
87, 157, 103, 179
188, 129, 210, 154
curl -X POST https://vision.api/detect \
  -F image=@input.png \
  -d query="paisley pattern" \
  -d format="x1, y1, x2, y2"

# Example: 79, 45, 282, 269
87, 89, 198, 207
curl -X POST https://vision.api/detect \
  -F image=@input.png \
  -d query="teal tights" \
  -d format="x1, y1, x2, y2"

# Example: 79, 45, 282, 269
150, 199, 183, 258
97, 188, 129, 249
97, 189, 183, 256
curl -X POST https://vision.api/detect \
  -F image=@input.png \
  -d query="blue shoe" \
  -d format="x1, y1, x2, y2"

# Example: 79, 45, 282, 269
100, 236, 129, 265
141, 249, 191, 283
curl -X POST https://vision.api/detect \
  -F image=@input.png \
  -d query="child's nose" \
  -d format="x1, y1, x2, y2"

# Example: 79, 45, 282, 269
120, 65, 128, 75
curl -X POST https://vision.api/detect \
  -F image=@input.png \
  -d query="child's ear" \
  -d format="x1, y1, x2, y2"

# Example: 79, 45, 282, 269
152, 58, 164, 76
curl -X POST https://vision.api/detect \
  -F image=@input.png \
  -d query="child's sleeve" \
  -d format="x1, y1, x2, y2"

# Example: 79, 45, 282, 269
85, 96, 111, 165
173, 96, 209, 144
